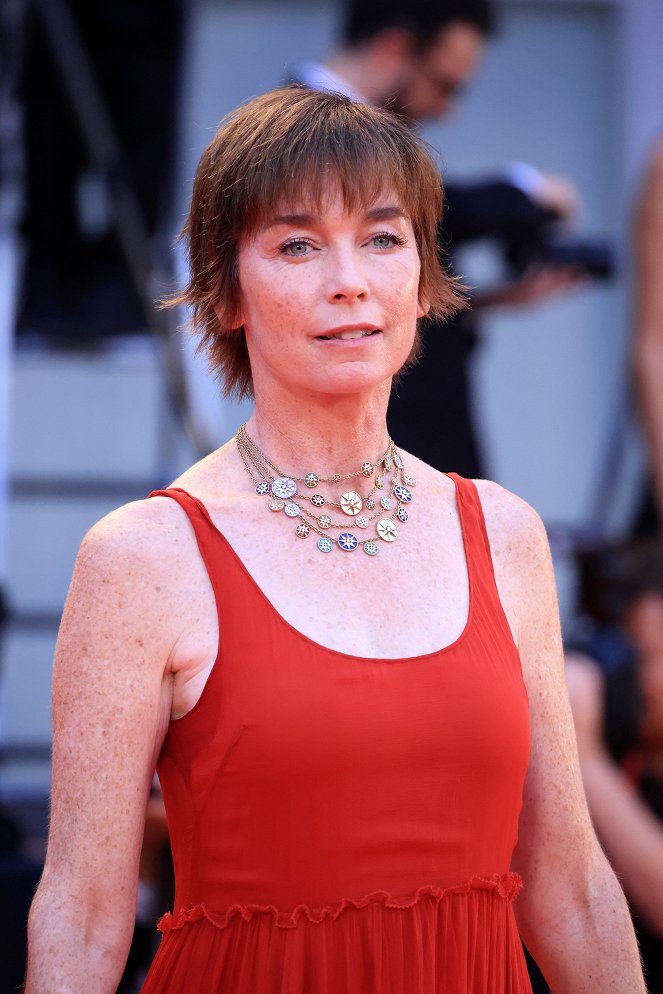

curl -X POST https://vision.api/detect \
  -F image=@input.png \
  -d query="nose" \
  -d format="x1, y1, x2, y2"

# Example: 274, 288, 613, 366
326, 246, 369, 303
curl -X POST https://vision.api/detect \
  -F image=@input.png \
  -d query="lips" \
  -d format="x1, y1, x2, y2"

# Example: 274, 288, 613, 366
315, 327, 381, 341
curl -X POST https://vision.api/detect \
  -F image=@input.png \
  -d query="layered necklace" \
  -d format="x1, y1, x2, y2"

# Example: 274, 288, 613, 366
235, 423, 416, 557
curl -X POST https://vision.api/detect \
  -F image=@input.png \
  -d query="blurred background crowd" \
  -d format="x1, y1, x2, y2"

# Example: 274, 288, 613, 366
0, 0, 662, 991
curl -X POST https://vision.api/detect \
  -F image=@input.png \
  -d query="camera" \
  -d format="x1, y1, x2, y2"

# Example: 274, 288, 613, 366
504, 224, 615, 281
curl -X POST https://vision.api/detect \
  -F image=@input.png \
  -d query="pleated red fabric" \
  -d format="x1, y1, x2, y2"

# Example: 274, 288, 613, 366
141, 473, 532, 993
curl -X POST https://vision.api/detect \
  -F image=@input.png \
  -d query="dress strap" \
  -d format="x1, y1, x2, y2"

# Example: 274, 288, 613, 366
445, 473, 517, 645
147, 486, 225, 623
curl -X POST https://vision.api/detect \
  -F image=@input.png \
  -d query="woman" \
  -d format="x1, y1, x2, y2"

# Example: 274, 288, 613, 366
25, 88, 645, 993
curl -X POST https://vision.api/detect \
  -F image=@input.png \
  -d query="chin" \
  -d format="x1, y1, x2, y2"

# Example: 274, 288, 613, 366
305, 364, 393, 397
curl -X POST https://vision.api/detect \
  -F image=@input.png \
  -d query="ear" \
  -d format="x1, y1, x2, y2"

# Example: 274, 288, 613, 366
417, 294, 431, 320
214, 300, 244, 332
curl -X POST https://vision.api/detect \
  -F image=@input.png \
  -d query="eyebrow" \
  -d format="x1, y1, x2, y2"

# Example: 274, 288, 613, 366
261, 205, 408, 230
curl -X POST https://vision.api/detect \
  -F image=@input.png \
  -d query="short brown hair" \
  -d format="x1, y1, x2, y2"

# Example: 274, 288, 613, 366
168, 86, 464, 399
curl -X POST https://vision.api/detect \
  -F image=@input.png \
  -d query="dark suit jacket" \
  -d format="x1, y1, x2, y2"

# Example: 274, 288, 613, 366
387, 180, 551, 478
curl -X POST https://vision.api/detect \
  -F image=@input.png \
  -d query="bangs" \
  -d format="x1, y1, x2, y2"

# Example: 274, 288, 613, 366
222, 88, 441, 242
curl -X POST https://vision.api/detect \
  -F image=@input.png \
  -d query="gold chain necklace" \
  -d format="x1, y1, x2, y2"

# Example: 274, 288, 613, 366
235, 423, 416, 557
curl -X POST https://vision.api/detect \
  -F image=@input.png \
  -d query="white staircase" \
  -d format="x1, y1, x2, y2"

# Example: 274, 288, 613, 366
2, 335, 195, 798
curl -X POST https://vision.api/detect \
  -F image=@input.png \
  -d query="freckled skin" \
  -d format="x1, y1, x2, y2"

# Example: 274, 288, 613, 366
25, 191, 646, 991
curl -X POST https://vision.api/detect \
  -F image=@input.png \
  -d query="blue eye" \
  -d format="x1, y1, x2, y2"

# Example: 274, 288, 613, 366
372, 232, 405, 249
280, 239, 311, 256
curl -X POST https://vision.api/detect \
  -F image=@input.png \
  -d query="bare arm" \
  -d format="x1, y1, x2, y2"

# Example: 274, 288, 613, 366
565, 653, 663, 936
480, 483, 646, 993
632, 140, 663, 524
24, 502, 181, 994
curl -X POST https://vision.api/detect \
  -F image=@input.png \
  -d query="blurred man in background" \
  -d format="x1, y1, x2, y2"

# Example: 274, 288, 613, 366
292, 0, 583, 478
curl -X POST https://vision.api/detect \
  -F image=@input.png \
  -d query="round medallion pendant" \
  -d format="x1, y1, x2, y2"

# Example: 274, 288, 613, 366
356, 515, 369, 528
295, 522, 310, 538
318, 514, 332, 529
380, 495, 393, 510
396, 507, 409, 523
272, 477, 297, 499
317, 536, 333, 554
404, 476, 417, 487
311, 494, 325, 507
363, 540, 379, 556
361, 462, 374, 477
304, 473, 319, 489
340, 491, 362, 516
255, 482, 270, 495
393, 452, 403, 469
366, 498, 376, 510
269, 498, 285, 511
376, 519, 398, 542
384, 454, 393, 472
394, 485, 412, 503
284, 502, 300, 518
338, 532, 359, 551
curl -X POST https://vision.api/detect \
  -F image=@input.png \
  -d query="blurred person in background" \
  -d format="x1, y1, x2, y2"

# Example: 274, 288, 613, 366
566, 536, 663, 992
632, 137, 663, 538
292, 0, 586, 478
24, 88, 645, 994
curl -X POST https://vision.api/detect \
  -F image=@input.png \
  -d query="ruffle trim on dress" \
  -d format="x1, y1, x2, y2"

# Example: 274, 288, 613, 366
157, 871, 522, 933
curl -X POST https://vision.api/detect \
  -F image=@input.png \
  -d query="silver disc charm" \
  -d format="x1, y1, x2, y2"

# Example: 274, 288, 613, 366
361, 462, 374, 477
305, 473, 319, 488
295, 522, 310, 538
377, 519, 398, 542
340, 491, 362, 516
256, 482, 270, 495
311, 494, 325, 507
380, 495, 393, 510
272, 477, 297, 499
366, 498, 376, 510
317, 536, 333, 554
363, 540, 379, 556
318, 514, 332, 529
269, 498, 285, 511
338, 532, 359, 551
394, 485, 412, 503
396, 507, 409, 523
356, 515, 369, 528
284, 502, 300, 518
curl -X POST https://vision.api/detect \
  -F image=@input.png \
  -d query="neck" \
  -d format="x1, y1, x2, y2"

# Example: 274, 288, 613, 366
244, 381, 392, 482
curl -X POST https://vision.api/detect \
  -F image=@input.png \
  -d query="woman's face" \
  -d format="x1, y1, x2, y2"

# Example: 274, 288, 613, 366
234, 184, 427, 399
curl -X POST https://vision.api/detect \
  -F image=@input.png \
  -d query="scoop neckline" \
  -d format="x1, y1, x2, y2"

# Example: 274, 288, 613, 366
181, 472, 475, 665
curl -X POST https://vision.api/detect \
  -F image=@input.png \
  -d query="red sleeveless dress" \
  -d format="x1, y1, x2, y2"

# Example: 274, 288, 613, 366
141, 474, 532, 993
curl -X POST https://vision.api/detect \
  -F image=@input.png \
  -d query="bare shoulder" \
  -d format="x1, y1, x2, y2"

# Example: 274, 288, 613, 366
69, 494, 202, 633
471, 477, 548, 562
471, 478, 555, 651
80, 493, 193, 569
